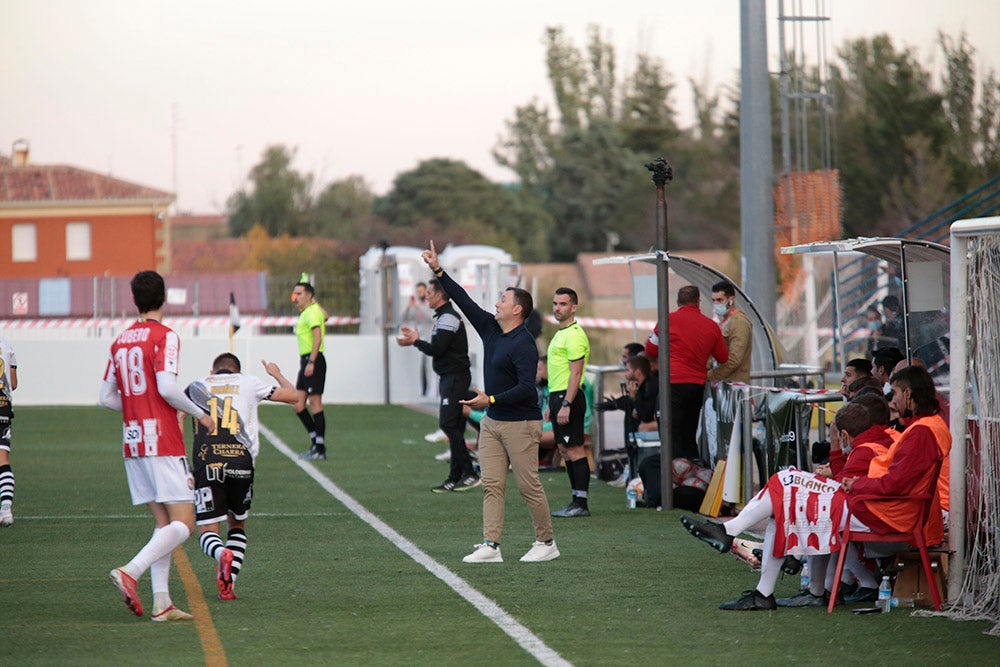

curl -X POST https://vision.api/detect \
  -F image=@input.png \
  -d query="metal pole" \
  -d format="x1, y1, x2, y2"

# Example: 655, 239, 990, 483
645, 157, 674, 510
740, 0, 777, 328
378, 241, 392, 405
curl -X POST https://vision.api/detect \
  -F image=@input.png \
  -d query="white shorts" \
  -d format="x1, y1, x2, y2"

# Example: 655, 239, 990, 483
124, 456, 195, 506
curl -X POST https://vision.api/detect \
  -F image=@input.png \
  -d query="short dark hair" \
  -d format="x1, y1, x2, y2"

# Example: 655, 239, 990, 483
554, 287, 578, 304
882, 295, 900, 312
846, 358, 873, 376
711, 281, 736, 298
131, 270, 165, 314
295, 281, 315, 296
834, 402, 874, 437
627, 354, 651, 377
506, 287, 533, 321
850, 392, 890, 426
677, 285, 700, 306
624, 342, 644, 358
890, 365, 940, 416
212, 352, 242, 373
427, 278, 449, 302
848, 375, 882, 395
872, 347, 904, 375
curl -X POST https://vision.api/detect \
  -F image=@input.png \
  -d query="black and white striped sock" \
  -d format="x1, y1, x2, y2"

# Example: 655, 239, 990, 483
0, 464, 14, 506
200, 531, 224, 561
227, 528, 248, 578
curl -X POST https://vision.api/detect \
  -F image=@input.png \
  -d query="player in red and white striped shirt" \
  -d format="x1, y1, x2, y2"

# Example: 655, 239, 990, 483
100, 271, 214, 622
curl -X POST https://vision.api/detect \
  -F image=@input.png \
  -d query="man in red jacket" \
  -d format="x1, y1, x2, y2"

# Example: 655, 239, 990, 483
645, 286, 728, 460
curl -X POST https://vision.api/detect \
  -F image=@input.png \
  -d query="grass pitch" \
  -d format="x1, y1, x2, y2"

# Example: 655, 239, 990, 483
3, 405, 997, 665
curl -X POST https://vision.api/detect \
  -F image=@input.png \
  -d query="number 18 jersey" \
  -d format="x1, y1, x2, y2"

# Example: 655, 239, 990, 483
104, 319, 187, 458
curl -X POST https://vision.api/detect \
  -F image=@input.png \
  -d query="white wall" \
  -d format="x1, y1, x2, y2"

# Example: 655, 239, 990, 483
7, 333, 433, 407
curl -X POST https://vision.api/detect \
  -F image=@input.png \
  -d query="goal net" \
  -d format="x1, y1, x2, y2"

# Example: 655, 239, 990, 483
946, 217, 1000, 635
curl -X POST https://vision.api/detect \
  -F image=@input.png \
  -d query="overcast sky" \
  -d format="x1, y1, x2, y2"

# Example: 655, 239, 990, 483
3, 0, 998, 213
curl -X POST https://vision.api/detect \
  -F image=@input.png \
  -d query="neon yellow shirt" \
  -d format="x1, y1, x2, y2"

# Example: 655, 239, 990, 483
546, 321, 590, 392
296, 302, 326, 355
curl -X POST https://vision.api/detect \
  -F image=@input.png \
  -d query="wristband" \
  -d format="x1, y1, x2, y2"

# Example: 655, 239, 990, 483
433, 267, 444, 277
561, 399, 570, 407
489, 395, 496, 405
307, 359, 315, 364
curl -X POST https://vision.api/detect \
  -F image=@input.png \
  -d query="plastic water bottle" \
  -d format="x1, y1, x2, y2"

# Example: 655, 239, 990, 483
799, 561, 810, 591
877, 575, 892, 613
626, 486, 637, 509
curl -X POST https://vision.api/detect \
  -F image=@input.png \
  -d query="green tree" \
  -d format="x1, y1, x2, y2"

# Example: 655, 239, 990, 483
226, 145, 314, 237
311, 175, 376, 239
542, 119, 642, 260
830, 35, 950, 236
374, 158, 553, 261
620, 53, 680, 155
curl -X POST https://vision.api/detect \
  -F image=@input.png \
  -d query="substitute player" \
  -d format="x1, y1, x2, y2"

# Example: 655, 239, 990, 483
186, 353, 298, 599
547, 288, 592, 517
0, 335, 17, 526
99, 270, 215, 621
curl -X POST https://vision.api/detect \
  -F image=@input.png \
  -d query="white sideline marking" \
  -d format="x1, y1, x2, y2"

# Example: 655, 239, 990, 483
259, 423, 572, 667
17, 512, 342, 521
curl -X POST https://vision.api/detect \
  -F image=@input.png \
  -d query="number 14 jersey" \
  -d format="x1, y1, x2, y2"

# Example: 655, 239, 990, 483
104, 319, 187, 458
186, 372, 275, 462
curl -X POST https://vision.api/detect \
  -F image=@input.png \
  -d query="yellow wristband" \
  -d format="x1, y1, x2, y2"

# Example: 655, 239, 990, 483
489, 395, 496, 405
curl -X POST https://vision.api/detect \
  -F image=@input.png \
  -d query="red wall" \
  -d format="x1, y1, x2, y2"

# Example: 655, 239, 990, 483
0, 212, 163, 278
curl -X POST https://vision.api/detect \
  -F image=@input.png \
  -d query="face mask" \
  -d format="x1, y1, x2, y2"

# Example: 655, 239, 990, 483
868, 321, 879, 331
713, 303, 729, 317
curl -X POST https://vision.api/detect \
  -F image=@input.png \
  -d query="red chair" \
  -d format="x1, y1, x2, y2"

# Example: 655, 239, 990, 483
827, 460, 943, 613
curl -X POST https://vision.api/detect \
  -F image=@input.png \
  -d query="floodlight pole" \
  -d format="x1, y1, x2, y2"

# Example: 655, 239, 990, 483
646, 157, 674, 510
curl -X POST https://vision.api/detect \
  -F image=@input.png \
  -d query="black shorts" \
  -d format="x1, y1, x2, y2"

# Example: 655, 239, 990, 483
0, 414, 11, 452
548, 391, 587, 447
295, 353, 327, 396
193, 442, 254, 524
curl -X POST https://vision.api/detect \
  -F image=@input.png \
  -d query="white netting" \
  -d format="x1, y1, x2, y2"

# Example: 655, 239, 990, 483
932, 231, 1000, 635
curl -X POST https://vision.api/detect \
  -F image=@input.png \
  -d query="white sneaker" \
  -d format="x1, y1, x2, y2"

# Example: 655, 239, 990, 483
0, 505, 11, 527
434, 449, 452, 461
520, 540, 560, 562
462, 543, 503, 563
424, 429, 447, 443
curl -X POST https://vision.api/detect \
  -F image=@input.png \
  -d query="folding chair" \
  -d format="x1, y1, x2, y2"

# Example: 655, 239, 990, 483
827, 459, 943, 613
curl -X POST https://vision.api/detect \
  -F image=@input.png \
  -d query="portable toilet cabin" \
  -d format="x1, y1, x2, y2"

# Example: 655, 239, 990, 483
358, 245, 435, 336
437, 245, 520, 311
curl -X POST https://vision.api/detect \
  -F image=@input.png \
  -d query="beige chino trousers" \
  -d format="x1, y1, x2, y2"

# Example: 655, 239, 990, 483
478, 416, 554, 545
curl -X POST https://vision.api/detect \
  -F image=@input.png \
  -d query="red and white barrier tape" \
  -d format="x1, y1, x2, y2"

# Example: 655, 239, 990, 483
544, 314, 655, 330
0, 315, 360, 330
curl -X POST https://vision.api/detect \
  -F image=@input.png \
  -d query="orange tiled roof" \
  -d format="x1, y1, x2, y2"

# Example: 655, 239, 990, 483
0, 156, 172, 204
171, 214, 226, 227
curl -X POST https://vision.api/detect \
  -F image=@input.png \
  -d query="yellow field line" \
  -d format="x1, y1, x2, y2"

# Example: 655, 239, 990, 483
173, 546, 227, 667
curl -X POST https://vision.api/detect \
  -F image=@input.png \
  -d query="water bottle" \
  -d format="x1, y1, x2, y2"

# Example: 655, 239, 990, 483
626, 486, 637, 509
877, 575, 892, 613
799, 561, 810, 591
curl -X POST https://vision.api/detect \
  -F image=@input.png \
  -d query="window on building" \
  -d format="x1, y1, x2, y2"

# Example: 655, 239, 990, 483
66, 221, 92, 261
12, 223, 37, 262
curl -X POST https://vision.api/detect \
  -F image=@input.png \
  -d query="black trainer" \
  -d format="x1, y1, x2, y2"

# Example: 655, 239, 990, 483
453, 475, 482, 492
843, 586, 878, 603
552, 501, 590, 518
431, 480, 458, 493
299, 445, 326, 460
680, 515, 733, 553
719, 589, 778, 611
775, 590, 826, 607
